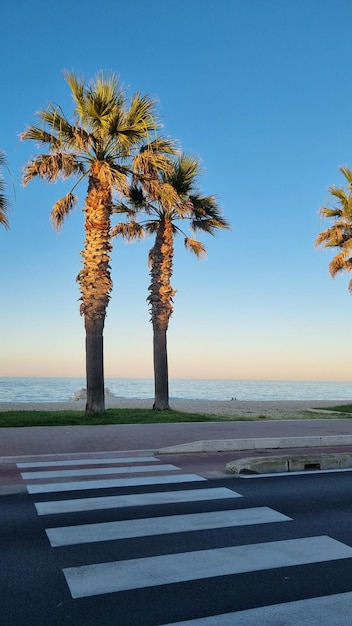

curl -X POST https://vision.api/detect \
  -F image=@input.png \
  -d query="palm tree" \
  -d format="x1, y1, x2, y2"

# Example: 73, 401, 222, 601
113, 154, 230, 410
21, 71, 175, 415
315, 166, 352, 291
0, 151, 10, 230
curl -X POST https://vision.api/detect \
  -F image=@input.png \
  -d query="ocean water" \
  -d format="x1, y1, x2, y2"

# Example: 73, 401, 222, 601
0, 377, 352, 403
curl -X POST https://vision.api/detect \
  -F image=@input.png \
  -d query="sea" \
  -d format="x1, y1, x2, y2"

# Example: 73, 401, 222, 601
0, 377, 352, 403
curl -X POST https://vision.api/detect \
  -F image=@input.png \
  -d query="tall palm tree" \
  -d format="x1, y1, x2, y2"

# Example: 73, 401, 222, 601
113, 154, 230, 410
0, 151, 10, 230
21, 71, 175, 415
315, 166, 352, 291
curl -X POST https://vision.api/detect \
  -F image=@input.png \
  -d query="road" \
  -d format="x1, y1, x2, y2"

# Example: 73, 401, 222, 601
2, 455, 352, 625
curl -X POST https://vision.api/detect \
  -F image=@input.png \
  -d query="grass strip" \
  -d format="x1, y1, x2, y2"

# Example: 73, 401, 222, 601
0, 408, 226, 427
1, 404, 352, 427
314, 404, 352, 414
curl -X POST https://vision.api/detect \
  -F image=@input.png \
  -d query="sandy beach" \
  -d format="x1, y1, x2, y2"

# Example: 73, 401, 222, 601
0, 398, 349, 418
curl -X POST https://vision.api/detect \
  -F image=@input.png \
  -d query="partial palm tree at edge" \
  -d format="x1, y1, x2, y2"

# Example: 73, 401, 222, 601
0, 152, 10, 230
316, 166, 352, 291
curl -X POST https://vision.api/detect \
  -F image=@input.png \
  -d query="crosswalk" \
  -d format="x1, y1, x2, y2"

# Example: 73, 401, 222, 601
18, 454, 352, 624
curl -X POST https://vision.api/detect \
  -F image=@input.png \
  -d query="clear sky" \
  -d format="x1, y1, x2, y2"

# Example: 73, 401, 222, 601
1, 0, 352, 382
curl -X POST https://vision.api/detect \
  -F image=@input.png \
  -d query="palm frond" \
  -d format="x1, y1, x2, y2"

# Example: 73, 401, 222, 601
40, 105, 74, 137
110, 166, 130, 195
328, 184, 348, 202
23, 105, 91, 154
50, 192, 78, 230
21, 126, 64, 153
22, 153, 85, 185
65, 70, 122, 128
184, 237, 207, 258
315, 228, 338, 247
338, 165, 352, 186
0, 205, 9, 229
124, 92, 158, 137
133, 149, 174, 180
316, 220, 352, 248
0, 151, 11, 229
328, 252, 349, 277
144, 220, 160, 235
329, 252, 351, 277
91, 71, 120, 109
319, 206, 343, 219
190, 216, 229, 235
111, 220, 145, 241
145, 181, 179, 210
64, 71, 86, 114
85, 93, 113, 127
129, 184, 146, 207
147, 137, 179, 157
167, 154, 202, 195
189, 195, 230, 233
112, 201, 135, 215
342, 239, 352, 252
106, 109, 125, 137
0, 180, 10, 230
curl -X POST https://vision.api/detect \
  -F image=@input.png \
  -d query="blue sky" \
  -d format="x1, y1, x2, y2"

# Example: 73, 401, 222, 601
1, 0, 352, 381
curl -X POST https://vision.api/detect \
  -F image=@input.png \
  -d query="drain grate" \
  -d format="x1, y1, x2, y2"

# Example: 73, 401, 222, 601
304, 463, 321, 471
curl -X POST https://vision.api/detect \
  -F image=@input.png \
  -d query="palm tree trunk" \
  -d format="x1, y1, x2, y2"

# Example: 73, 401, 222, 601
153, 325, 170, 410
78, 162, 113, 415
148, 219, 175, 410
85, 316, 105, 414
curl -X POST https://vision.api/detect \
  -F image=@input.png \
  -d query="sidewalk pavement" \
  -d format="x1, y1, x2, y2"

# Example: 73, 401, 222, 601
2, 418, 352, 460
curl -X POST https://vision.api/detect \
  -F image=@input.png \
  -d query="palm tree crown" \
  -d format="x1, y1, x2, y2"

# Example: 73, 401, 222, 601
21, 71, 175, 413
316, 166, 352, 291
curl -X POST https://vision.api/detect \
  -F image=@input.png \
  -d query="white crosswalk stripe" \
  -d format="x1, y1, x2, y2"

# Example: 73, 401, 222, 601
34, 486, 241, 515
46, 507, 291, 546
161, 592, 352, 626
17, 456, 159, 468
26, 473, 206, 493
63, 536, 352, 598
21, 463, 178, 479
19, 455, 352, 623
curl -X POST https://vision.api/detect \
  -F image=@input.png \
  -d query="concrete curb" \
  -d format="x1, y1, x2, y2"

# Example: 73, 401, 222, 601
157, 435, 352, 454
226, 452, 352, 474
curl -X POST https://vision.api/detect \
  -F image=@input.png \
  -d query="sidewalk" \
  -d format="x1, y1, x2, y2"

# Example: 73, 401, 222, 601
2, 418, 352, 460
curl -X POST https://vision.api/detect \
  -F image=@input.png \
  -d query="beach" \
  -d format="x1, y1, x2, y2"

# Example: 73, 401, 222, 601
0, 398, 349, 419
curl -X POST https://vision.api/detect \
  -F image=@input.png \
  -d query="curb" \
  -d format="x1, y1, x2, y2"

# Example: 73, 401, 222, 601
157, 434, 352, 454
226, 452, 352, 475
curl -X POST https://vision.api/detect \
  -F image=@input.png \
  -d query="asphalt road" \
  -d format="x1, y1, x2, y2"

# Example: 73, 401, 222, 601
3, 458, 352, 625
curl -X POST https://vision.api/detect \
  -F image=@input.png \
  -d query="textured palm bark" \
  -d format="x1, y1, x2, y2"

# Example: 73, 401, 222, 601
85, 318, 105, 414
153, 328, 169, 410
77, 162, 113, 415
148, 220, 176, 410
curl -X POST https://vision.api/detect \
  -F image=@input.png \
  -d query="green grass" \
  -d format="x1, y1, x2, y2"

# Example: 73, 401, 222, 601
0, 408, 228, 427
1, 404, 352, 427
314, 403, 352, 414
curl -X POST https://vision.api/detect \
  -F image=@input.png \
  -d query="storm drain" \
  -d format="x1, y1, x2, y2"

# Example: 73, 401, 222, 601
304, 463, 321, 471
287, 460, 322, 472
